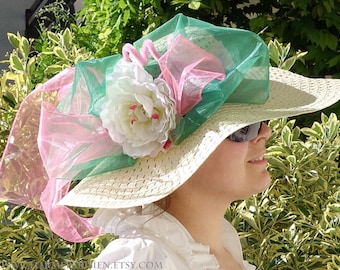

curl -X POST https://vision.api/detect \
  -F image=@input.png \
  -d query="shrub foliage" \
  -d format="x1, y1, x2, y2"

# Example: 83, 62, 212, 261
0, 1, 339, 269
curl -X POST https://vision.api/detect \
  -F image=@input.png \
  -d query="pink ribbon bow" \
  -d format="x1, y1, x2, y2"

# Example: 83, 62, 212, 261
123, 34, 226, 115
0, 68, 103, 242
0, 34, 225, 243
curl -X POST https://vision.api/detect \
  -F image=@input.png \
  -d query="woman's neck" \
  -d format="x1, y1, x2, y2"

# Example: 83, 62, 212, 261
165, 192, 229, 253
165, 196, 243, 269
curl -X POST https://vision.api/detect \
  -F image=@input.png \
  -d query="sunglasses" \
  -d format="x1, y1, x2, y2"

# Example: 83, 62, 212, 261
228, 122, 265, 142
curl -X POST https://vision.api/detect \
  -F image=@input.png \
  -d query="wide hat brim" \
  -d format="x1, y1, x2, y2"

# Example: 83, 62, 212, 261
59, 67, 340, 209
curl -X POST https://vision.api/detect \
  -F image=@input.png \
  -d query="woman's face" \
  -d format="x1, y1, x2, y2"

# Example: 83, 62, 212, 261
189, 122, 272, 204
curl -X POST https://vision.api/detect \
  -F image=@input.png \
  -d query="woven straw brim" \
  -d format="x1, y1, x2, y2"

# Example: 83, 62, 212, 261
59, 67, 340, 209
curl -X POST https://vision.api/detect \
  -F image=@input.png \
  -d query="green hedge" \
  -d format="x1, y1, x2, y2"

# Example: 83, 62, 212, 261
0, 1, 339, 269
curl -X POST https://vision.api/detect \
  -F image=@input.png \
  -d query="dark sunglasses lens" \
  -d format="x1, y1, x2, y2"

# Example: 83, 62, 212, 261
228, 122, 262, 142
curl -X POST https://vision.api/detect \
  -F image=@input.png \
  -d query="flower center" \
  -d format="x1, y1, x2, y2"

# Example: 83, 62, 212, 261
129, 104, 159, 125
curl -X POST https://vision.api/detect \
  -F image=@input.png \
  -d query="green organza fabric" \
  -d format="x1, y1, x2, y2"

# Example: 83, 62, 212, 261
57, 14, 269, 178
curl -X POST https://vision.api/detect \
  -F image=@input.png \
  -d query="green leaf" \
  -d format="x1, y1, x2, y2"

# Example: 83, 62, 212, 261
297, 204, 311, 217
282, 42, 291, 60
40, 243, 49, 255
27, 56, 36, 75
240, 210, 259, 230
53, 47, 67, 59
123, 9, 131, 24
3, 91, 17, 107
34, 231, 49, 241
292, 126, 301, 140
188, 1, 201, 10
327, 54, 340, 68
267, 156, 287, 169
47, 31, 60, 45
9, 205, 26, 220
299, 152, 316, 166
0, 227, 16, 237
286, 155, 296, 166
268, 40, 280, 65
322, 0, 334, 13
303, 170, 319, 185
11, 235, 26, 245
325, 113, 339, 139
267, 145, 287, 155
9, 54, 24, 71
281, 125, 292, 147
62, 28, 72, 48
126, 0, 136, 13
281, 56, 297, 71
215, 0, 223, 12
274, 39, 283, 58
301, 127, 321, 138
321, 113, 329, 123
19, 37, 30, 59
98, 28, 112, 40
7, 33, 20, 49
118, 0, 127, 9
312, 122, 324, 137
0, 201, 7, 208
56, 247, 71, 256
45, 64, 63, 74
327, 203, 340, 212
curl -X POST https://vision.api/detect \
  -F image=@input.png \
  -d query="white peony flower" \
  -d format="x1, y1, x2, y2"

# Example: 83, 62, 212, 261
100, 60, 177, 158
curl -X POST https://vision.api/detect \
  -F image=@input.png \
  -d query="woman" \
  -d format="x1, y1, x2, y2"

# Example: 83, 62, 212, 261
162, 123, 272, 269
1, 14, 339, 269
89, 121, 272, 269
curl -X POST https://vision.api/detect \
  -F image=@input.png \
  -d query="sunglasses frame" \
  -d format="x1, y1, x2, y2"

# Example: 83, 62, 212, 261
227, 122, 265, 142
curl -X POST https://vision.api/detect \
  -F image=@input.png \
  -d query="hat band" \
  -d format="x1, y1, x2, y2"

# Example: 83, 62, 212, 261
49, 33, 268, 181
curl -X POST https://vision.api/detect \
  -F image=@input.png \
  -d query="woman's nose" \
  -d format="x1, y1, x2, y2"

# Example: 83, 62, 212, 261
254, 121, 272, 142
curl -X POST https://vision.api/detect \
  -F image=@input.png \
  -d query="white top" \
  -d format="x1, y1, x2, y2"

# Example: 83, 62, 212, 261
91, 204, 256, 270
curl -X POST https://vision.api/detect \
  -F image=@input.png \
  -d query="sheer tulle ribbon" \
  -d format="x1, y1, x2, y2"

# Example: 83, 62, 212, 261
58, 35, 227, 179
0, 68, 103, 242
0, 36, 226, 242
0, 18, 269, 242
122, 35, 226, 115
158, 35, 226, 115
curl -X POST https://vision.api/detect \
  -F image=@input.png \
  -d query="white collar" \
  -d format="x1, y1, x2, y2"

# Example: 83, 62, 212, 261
92, 204, 254, 270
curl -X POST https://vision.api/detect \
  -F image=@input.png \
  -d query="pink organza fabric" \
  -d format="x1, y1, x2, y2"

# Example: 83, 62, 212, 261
123, 34, 226, 115
158, 35, 225, 115
0, 35, 225, 243
0, 68, 102, 242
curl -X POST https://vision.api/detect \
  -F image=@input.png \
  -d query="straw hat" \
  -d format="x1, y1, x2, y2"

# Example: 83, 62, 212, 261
57, 14, 340, 209
59, 65, 340, 208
